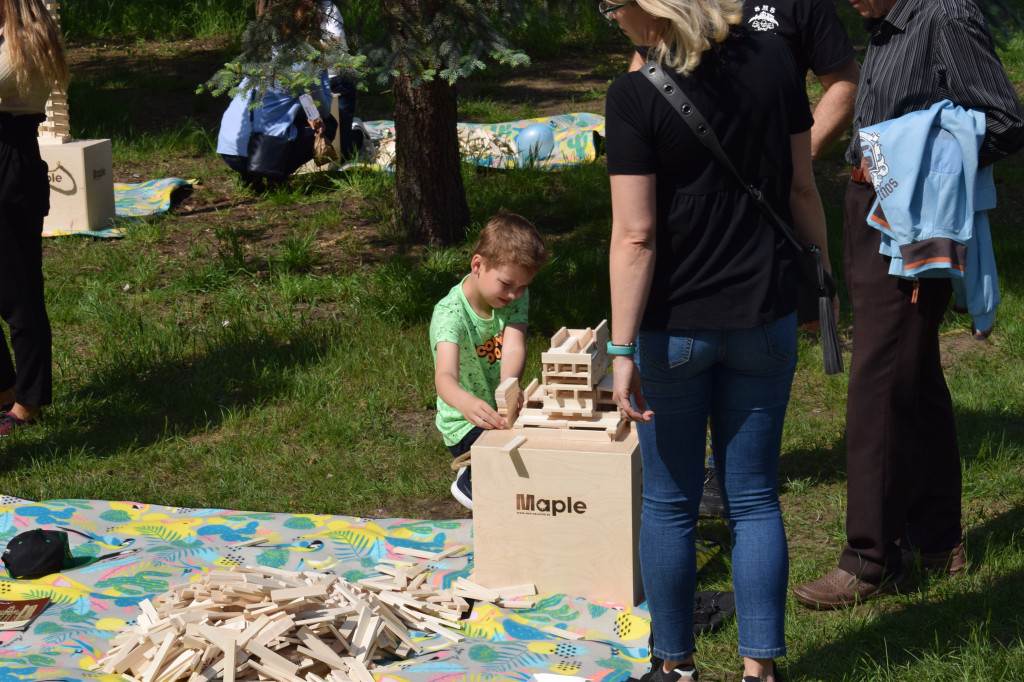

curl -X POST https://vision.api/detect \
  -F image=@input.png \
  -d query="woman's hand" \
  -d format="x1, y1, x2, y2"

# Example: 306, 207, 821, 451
612, 355, 653, 423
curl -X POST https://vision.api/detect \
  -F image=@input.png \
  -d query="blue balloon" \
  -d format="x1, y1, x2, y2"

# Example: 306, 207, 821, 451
516, 122, 556, 164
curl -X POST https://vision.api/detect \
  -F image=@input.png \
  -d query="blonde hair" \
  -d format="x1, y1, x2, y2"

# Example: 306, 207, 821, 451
0, 0, 69, 90
640, 0, 743, 76
473, 211, 549, 275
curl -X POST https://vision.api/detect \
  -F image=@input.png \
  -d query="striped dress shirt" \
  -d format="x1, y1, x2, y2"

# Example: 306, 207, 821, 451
847, 0, 1024, 166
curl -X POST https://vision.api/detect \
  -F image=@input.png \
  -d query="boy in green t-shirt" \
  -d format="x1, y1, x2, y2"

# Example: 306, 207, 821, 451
430, 212, 548, 510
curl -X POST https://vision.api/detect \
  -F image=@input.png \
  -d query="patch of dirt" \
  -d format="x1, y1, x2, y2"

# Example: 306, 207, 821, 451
67, 37, 231, 138
391, 408, 437, 440
457, 50, 623, 119
371, 497, 470, 521
939, 327, 1002, 369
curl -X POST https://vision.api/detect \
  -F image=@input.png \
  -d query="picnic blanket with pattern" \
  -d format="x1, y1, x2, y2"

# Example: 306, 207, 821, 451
0, 497, 704, 682
347, 113, 606, 173
43, 177, 196, 239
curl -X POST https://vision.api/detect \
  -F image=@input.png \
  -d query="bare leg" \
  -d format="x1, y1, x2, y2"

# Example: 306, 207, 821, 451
743, 657, 777, 681
8, 402, 39, 422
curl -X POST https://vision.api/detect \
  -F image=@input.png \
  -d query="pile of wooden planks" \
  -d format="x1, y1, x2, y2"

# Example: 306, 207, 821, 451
93, 558, 537, 682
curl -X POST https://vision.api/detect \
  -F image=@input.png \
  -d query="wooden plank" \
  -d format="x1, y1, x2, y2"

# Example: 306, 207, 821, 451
295, 626, 348, 668
246, 640, 299, 678
434, 543, 467, 560
390, 546, 437, 560
247, 659, 304, 682
548, 327, 569, 349
270, 584, 329, 602
500, 436, 528, 454
493, 584, 537, 599
542, 626, 583, 640
140, 628, 177, 682
420, 619, 463, 643
342, 656, 377, 682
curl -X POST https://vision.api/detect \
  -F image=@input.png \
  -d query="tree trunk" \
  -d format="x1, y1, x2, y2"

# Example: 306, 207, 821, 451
390, 59, 469, 245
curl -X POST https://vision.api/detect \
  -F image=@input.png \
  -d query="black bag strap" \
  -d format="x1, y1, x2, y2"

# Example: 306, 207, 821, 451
639, 59, 843, 375
640, 59, 815, 256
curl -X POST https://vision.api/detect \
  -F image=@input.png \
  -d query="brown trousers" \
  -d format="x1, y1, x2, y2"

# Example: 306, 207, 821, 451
838, 179, 962, 584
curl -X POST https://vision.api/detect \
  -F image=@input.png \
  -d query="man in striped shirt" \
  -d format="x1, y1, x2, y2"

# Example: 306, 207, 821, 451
793, 0, 1024, 609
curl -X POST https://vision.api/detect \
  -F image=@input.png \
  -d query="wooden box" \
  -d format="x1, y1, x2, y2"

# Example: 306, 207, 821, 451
39, 138, 116, 235
471, 426, 644, 605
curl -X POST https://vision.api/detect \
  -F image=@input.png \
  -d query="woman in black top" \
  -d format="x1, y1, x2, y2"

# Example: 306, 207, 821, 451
603, 1, 833, 680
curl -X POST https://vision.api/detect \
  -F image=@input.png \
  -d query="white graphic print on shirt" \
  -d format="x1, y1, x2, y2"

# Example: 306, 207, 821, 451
748, 5, 779, 31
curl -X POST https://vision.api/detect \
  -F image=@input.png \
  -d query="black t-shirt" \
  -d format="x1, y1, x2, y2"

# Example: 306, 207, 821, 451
607, 31, 813, 331
742, 0, 855, 76
637, 1, 855, 78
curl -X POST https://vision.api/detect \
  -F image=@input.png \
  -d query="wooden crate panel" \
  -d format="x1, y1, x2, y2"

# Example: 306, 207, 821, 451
471, 428, 643, 605
39, 138, 116, 233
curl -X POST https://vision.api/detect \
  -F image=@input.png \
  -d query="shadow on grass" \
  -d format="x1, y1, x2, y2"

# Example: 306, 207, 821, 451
69, 40, 232, 141
777, 402, 1024, 493
779, 442, 848, 488
789, 505, 1024, 678
1, 324, 339, 468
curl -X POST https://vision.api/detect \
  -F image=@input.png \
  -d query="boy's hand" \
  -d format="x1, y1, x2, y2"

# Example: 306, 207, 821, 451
461, 396, 505, 430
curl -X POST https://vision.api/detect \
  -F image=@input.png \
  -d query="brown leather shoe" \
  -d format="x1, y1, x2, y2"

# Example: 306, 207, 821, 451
792, 567, 903, 610
902, 541, 966, 575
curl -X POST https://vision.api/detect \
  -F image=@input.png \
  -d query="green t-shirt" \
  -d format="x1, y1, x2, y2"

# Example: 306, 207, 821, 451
429, 276, 529, 446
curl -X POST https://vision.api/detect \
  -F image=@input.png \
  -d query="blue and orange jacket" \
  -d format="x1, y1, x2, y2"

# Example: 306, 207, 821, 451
858, 99, 999, 336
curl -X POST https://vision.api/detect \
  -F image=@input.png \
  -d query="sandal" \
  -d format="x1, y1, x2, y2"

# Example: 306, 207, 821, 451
0, 411, 36, 437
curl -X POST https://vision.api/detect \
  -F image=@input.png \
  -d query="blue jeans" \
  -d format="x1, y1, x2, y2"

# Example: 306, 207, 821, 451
636, 313, 796, 661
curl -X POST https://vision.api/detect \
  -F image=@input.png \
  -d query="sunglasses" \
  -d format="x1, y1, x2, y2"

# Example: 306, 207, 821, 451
599, 1, 636, 17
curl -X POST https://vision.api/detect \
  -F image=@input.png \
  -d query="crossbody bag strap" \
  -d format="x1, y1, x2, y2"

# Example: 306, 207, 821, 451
639, 59, 843, 376
639, 59, 812, 257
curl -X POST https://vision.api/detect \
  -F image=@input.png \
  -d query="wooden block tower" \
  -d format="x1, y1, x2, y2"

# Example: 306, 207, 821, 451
38, 0, 116, 234
507, 319, 626, 440
471, 320, 644, 605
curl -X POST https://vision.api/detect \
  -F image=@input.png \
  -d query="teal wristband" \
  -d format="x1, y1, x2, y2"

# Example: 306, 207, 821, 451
607, 341, 636, 356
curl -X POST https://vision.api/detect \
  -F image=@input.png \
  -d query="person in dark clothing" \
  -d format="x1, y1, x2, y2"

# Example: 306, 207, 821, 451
793, 0, 1024, 610
0, 0, 70, 437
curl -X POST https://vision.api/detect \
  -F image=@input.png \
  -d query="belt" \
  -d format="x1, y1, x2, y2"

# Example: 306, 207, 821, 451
850, 165, 871, 185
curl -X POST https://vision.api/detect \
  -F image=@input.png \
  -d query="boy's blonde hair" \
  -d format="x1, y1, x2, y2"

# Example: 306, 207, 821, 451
473, 211, 548, 275
641, 0, 743, 76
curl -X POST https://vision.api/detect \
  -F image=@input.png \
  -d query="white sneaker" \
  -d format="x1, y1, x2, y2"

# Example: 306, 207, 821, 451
450, 466, 473, 510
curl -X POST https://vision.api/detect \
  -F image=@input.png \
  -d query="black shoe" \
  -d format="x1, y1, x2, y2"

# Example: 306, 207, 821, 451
693, 590, 735, 634
698, 469, 725, 518
639, 662, 698, 682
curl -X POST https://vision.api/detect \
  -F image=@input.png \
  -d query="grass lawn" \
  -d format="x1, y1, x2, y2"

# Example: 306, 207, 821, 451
2, 1, 1024, 680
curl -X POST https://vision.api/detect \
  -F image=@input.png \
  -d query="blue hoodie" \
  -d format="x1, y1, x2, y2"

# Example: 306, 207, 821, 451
858, 99, 999, 335
216, 71, 332, 158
